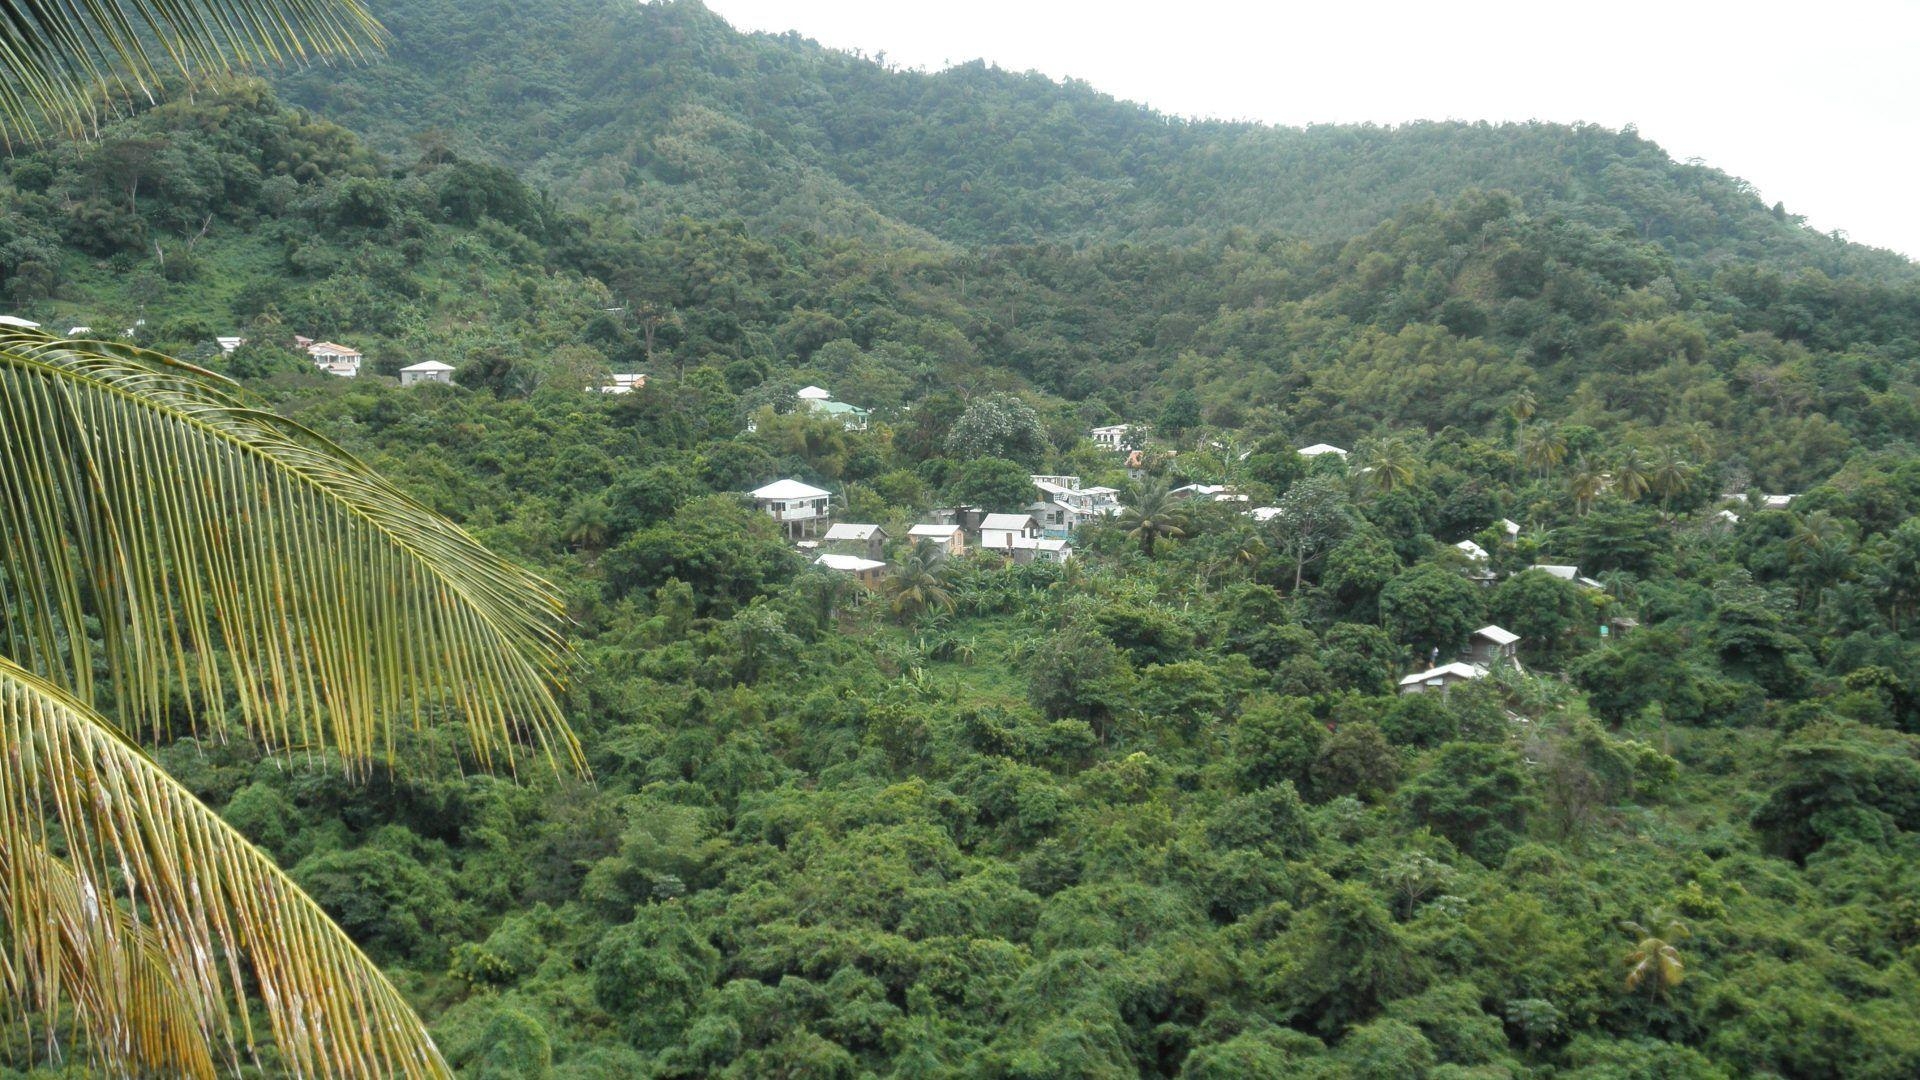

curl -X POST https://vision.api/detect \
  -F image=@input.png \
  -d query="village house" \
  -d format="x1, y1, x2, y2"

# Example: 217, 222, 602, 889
813, 553, 888, 588
751, 479, 833, 538
1170, 483, 1247, 504
792, 384, 870, 430
821, 523, 888, 562
400, 360, 456, 387
931, 506, 988, 536
908, 523, 967, 557
979, 513, 1044, 552
1501, 518, 1522, 538
1398, 661, 1487, 696
216, 335, 245, 354
595, 373, 648, 394
305, 341, 363, 377
1298, 443, 1349, 459
1010, 536, 1073, 565
1465, 625, 1522, 669
1090, 424, 1132, 450
1533, 564, 1607, 591
1029, 475, 1123, 537
804, 398, 871, 431
1126, 450, 1147, 481
1454, 540, 1498, 586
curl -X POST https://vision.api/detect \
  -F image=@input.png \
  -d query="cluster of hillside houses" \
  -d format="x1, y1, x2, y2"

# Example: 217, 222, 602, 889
747, 468, 1116, 585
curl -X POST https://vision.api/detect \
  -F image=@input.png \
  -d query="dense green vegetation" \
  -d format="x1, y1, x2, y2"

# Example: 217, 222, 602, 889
5, 2, 1920, 1074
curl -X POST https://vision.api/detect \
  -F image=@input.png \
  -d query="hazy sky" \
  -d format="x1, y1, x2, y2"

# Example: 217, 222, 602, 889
706, 0, 1920, 260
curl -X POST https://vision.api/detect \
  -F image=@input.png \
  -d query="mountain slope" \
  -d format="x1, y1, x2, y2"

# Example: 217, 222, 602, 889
281, 0, 1915, 281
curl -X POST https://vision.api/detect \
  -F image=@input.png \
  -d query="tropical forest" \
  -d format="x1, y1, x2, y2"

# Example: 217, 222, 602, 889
3, 0, 1920, 1077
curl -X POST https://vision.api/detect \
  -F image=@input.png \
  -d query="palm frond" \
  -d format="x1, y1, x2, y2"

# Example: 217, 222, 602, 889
0, 658, 451, 1076
0, 0, 384, 142
0, 330, 579, 774
2, 840, 220, 1078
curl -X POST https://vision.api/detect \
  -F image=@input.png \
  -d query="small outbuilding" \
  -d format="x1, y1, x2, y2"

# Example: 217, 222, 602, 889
908, 523, 967, 556
1398, 662, 1488, 695
814, 553, 888, 588
1465, 625, 1521, 668
822, 522, 889, 561
400, 360, 456, 387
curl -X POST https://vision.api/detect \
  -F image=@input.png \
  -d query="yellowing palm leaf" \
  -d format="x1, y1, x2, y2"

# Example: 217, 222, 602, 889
0, 329, 581, 1074
0, 0, 384, 142
1, 659, 450, 1077
0, 329, 578, 774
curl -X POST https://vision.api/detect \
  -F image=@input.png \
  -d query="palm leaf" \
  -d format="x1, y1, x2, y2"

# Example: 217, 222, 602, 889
0, 328, 579, 774
0, 657, 451, 1076
0, 0, 384, 142
1, 839, 220, 1078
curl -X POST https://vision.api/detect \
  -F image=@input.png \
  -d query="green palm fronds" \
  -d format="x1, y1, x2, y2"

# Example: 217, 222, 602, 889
0, 0, 384, 142
0, 329, 578, 774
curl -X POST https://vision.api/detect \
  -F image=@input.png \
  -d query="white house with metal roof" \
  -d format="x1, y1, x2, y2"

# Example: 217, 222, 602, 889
752, 479, 833, 537
980, 513, 1043, 551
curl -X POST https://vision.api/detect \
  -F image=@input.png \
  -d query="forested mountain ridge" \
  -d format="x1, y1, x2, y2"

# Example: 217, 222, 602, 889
3, 82, 1918, 493
279, 0, 1915, 282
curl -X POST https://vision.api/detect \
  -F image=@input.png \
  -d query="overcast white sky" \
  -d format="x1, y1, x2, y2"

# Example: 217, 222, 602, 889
706, 0, 1920, 260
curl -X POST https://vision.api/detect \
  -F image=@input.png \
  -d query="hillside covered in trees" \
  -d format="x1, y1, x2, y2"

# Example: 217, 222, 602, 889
278, 0, 1917, 284
3, 2, 1920, 1075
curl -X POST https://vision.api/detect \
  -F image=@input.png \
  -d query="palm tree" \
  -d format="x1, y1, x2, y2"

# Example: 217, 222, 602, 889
1119, 477, 1189, 556
1520, 424, 1567, 481
2, 333, 575, 1077
1612, 447, 1652, 503
1621, 916, 1689, 999
883, 539, 956, 623
1648, 447, 1697, 514
1355, 434, 1418, 494
1566, 453, 1608, 515
1508, 388, 1538, 426
1788, 511, 1855, 608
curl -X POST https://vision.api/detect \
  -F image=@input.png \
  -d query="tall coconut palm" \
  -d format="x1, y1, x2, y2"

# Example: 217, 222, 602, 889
1566, 453, 1608, 515
883, 539, 956, 623
1508, 388, 1538, 426
1621, 916, 1688, 999
1355, 434, 1418, 494
1520, 424, 1567, 481
2, 328, 575, 1077
1648, 447, 1697, 513
1611, 447, 1652, 503
1119, 477, 1190, 556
